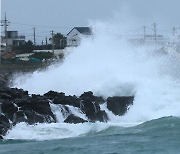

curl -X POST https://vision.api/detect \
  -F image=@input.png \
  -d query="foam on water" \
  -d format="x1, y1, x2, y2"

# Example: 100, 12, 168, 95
9, 19, 180, 140
4, 122, 113, 141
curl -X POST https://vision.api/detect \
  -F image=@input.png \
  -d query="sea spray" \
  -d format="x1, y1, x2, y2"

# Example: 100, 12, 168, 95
12, 20, 180, 125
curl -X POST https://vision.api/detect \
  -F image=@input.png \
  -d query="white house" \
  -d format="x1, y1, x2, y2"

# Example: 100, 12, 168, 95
66, 27, 92, 47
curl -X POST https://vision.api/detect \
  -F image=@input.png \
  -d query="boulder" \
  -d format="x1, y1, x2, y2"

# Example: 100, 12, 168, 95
0, 114, 10, 136
64, 114, 88, 124
80, 91, 105, 104
53, 95, 80, 108
107, 96, 134, 116
79, 92, 107, 122
44, 90, 65, 100
88, 110, 108, 122
1, 101, 18, 121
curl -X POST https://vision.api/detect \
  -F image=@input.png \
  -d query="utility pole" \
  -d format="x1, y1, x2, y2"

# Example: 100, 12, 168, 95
143, 26, 146, 40
153, 23, 157, 42
45, 37, 48, 46
1, 13, 10, 64
51, 30, 54, 55
33, 27, 36, 45
1, 13, 10, 51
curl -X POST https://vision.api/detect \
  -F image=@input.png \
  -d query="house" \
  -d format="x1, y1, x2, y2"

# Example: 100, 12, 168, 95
1, 52, 16, 59
66, 27, 92, 47
1, 31, 25, 46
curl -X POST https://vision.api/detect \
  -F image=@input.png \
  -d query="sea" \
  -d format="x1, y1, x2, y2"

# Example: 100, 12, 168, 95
1, 21, 180, 154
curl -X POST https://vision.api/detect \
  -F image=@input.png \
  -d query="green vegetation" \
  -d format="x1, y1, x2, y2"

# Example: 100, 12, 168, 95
12, 40, 34, 54
29, 52, 53, 60
53, 33, 67, 49
11, 33, 67, 54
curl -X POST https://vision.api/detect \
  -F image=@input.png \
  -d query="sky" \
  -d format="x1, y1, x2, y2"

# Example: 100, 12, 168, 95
1, 0, 180, 43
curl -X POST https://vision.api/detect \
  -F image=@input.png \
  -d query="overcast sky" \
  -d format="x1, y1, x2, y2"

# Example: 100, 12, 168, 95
1, 0, 180, 43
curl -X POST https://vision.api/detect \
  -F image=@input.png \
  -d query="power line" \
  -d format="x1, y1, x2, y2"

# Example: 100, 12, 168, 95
10, 22, 71, 29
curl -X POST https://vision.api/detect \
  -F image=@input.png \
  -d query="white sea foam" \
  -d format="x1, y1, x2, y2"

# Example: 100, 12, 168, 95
4, 122, 111, 141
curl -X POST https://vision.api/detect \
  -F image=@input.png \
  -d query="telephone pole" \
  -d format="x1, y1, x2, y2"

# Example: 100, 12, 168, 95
1, 13, 10, 64
51, 30, 54, 55
153, 23, 157, 42
1, 13, 10, 51
33, 27, 36, 45
45, 37, 48, 46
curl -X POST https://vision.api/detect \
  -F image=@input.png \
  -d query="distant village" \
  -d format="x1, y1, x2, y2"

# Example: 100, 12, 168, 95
1, 14, 180, 71
0, 14, 94, 71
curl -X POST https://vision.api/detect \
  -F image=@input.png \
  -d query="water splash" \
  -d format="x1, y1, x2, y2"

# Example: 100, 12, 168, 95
12, 20, 180, 125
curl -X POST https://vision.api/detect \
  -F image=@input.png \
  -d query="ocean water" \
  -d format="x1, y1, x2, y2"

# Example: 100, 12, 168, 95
1, 117, 180, 154
3, 20, 180, 153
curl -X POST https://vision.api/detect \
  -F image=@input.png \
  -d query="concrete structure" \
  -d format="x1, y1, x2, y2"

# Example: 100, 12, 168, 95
1, 31, 25, 46
66, 27, 92, 47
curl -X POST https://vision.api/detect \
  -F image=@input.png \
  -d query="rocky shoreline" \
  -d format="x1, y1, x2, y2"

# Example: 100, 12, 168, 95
0, 73, 134, 139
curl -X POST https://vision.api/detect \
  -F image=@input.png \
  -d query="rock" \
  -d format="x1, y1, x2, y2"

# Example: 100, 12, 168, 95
16, 97, 56, 123
0, 114, 10, 136
1, 101, 18, 121
107, 96, 134, 116
64, 114, 88, 124
53, 95, 80, 108
80, 99, 100, 117
0, 93, 12, 99
9, 88, 29, 99
88, 110, 108, 122
0, 78, 135, 137
80, 91, 105, 104
44, 91, 65, 100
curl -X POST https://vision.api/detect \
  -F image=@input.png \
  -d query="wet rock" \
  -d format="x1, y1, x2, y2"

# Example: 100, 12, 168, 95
80, 91, 105, 104
1, 101, 18, 121
0, 93, 12, 99
44, 90, 65, 100
16, 98, 56, 123
53, 95, 80, 108
0, 79, 134, 137
0, 114, 10, 136
88, 110, 108, 122
9, 88, 29, 99
79, 91, 107, 122
107, 96, 134, 116
64, 114, 88, 124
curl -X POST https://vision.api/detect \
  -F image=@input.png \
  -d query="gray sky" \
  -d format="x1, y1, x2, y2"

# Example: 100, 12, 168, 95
1, 0, 180, 43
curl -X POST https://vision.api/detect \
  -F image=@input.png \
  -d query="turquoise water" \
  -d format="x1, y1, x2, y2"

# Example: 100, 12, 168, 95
1, 116, 180, 154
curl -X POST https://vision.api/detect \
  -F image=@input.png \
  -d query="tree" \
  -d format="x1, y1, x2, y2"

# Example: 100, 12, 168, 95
12, 40, 34, 54
53, 33, 67, 49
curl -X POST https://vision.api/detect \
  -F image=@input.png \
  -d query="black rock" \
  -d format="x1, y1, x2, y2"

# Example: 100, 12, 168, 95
64, 114, 88, 124
53, 95, 80, 107
80, 99, 100, 117
44, 90, 65, 100
0, 93, 12, 99
88, 110, 108, 122
107, 96, 134, 116
0, 114, 10, 136
80, 91, 105, 104
1, 101, 18, 121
